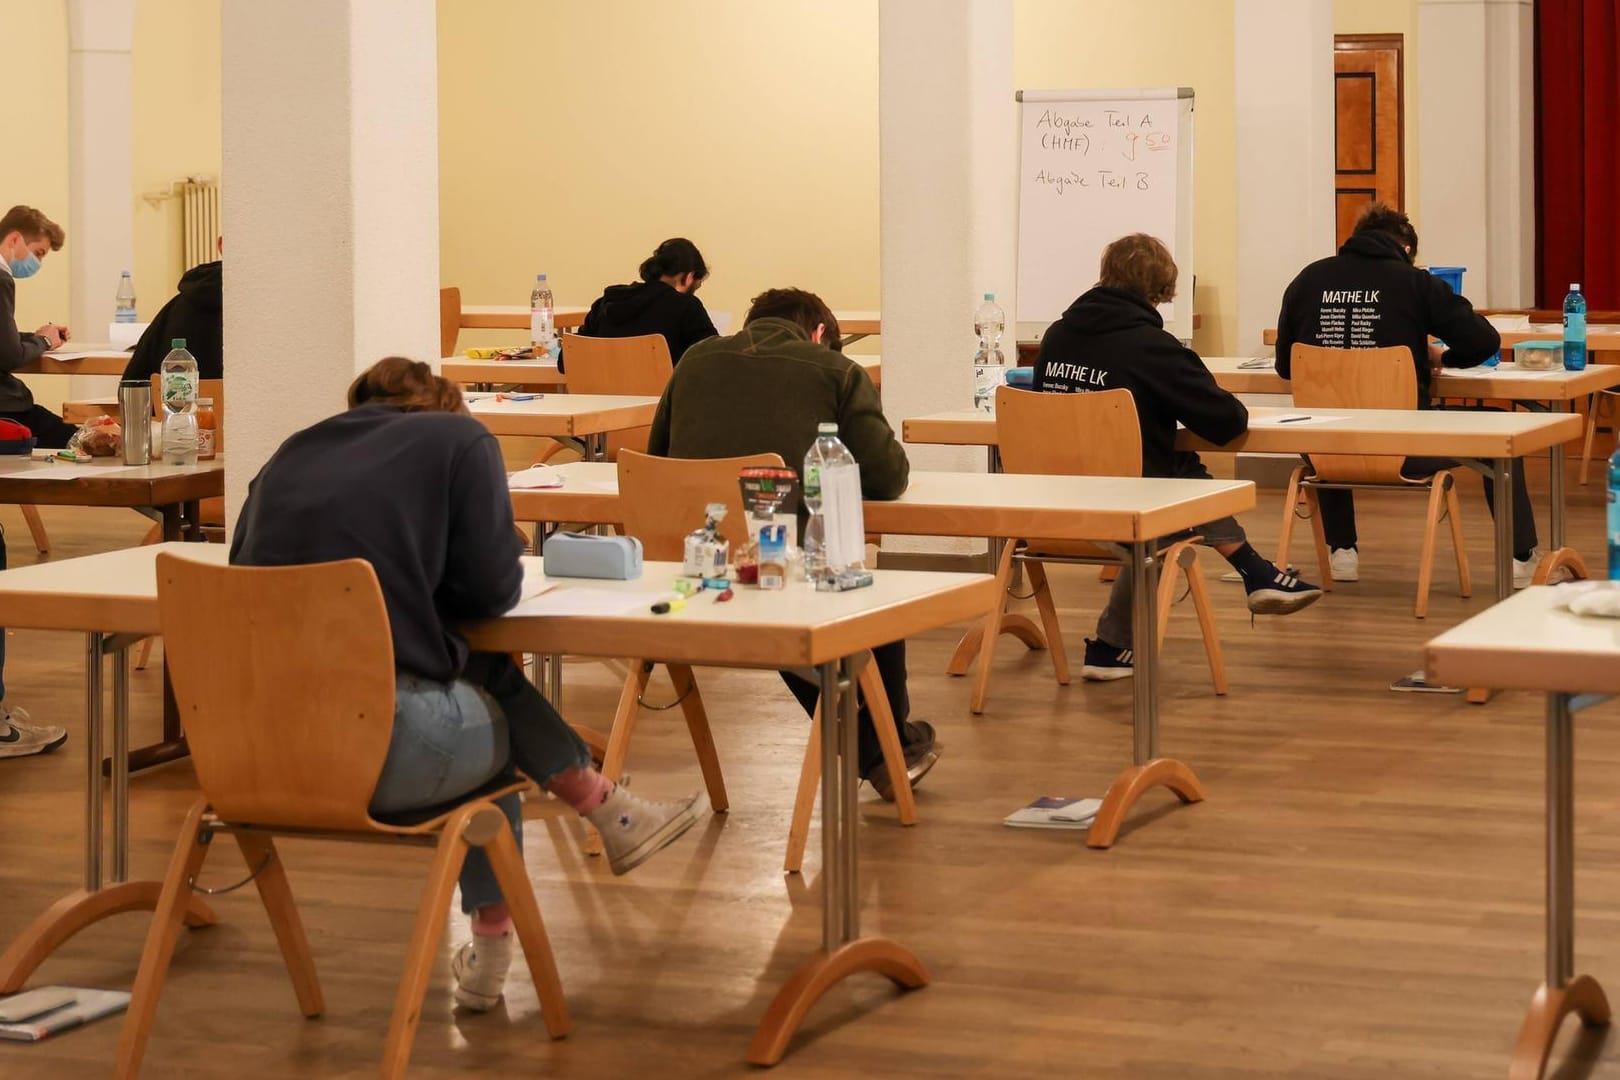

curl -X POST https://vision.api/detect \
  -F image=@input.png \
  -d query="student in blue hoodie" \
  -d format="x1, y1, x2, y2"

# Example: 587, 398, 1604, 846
1034, 233, 1321, 681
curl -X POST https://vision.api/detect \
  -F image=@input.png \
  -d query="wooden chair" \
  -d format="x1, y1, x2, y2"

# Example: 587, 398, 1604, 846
556, 334, 672, 461
134, 378, 226, 670
1278, 345, 1470, 618
959, 386, 1226, 714
1579, 388, 1620, 485
439, 286, 461, 358
116, 554, 568, 1079
613, 450, 917, 874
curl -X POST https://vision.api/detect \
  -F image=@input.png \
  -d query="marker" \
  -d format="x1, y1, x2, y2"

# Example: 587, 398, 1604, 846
714, 588, 734, 603
650, 596, 687, 615
497, 392, 538, 402
1277, 415, 1311, 424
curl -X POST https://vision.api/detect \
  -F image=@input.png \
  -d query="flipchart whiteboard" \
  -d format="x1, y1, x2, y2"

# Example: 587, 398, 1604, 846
1015, 88, 1195, 342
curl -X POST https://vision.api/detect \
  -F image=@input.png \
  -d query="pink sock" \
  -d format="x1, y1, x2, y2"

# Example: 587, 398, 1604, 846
544, 767, 615, 813
471, 905, 512, 936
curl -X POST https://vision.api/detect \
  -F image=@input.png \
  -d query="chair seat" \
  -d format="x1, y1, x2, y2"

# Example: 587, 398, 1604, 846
1019, 538, 1116, 561
369, 775, 533, 834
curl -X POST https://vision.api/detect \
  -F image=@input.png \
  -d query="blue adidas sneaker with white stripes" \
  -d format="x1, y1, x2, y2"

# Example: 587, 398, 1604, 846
1082, 638, 1134, 681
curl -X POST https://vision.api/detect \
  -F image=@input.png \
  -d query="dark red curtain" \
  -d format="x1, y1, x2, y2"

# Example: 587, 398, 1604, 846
1536, 1, 1620, 308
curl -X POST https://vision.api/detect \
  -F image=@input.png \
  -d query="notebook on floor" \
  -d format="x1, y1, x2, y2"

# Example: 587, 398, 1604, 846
1003, 796, 1102, 830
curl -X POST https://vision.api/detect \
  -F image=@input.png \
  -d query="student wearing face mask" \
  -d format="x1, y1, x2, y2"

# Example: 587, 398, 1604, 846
0, 205, 68, 760
567, 237, 718, 373
0, 205, 76, 450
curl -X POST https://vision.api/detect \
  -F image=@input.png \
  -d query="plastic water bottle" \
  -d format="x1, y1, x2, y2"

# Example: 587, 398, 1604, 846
972, 293, 1006, 412
530, 273, 555, 353
159, 339, 199, 466
1609, 447, 1620, 581
114, 271, 137, 323
802, 422, 866, 585
1564, 283, 1588, 371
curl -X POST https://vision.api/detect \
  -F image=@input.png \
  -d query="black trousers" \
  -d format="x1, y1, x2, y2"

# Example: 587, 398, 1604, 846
780, 640, 910, 774
0, 405, 78, 450
1316, 453, 1539, 558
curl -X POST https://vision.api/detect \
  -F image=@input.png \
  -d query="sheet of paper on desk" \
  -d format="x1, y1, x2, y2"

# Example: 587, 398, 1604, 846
508, 465, 564, 490
44, 351, 114, 362
509, 587, 667, 618
1248, 414, 1345, 426
1438, 366, 1562, 379
0, 463, 152, 481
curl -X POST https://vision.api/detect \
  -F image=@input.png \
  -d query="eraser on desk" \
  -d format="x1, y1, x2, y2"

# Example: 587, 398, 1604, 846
542, 532, 643, 580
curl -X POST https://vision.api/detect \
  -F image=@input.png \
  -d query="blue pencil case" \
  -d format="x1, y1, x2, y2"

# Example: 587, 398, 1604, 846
542, 532, 643, 580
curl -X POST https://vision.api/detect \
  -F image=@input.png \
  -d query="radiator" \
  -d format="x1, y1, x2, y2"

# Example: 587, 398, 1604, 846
181, 180, 221, 270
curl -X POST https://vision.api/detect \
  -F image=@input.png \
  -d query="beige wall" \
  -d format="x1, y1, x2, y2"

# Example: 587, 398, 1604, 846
1335, 0, 1420, 227
2, 1, 72, 333
438, 0, 881, 351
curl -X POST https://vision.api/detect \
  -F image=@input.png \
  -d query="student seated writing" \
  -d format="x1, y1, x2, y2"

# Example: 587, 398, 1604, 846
568, 237, 718, 371
1034, 233, 1322, 681
1274, 202, 1551, 588
0, 205, 77, 449
646, 287, 941, 797
231, 357, 702, 1011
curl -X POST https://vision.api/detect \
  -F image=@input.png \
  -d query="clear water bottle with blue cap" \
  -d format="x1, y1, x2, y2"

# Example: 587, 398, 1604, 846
1564, 283, 1587, 371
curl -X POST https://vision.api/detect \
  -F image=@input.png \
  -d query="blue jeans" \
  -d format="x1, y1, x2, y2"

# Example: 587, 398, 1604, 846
368, 653, 591, 913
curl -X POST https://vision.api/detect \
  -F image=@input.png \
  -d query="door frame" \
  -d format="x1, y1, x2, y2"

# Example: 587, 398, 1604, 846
1333, 32, 1405, 210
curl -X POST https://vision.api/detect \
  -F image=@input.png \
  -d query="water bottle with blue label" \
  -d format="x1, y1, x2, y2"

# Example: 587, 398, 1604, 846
1565, 283, 1588, 371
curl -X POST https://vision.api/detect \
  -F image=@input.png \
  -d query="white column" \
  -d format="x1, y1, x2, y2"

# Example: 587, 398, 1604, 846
66, 0, 136, 339
222, 0, 440, 522
1234, 0, 1335, 354
878, 0, 1015, 558
1418, 0, 1534, 306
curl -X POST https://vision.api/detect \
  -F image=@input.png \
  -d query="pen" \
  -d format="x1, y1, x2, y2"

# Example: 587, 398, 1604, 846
496, 393, 538, 402
650, 596, 688, 615
1278, 416, 1311, 424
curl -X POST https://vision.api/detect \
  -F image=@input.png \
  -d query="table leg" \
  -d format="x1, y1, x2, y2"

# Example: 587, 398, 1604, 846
0, 633, 215, 993
1534, 415, 1592, 586
112, 643, 130, 883
160, 505, 182, 543
747, 656, 928, 1066
1509, 692, 1611, 1079
181, 499, 201, 541
1494, 456, 1515, 603
1087, 540, 1205, 849
120, 667, 188, 774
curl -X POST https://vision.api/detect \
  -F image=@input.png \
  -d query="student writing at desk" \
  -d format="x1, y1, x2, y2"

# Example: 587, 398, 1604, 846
0, 205, 71, 759
1274, 203, 1553, 588
646, 287, 941, 799
1035, 233, 1322, 680
566, 237, 719, 373
232, 357, 702, 1012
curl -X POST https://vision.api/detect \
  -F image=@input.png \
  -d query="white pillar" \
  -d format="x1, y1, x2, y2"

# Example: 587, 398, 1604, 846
878, 0, 1015, 559
1418, 0, 1534, 306
222, 0, 441, 522
66, 0, 136, 338
1234, 0, 1335, 354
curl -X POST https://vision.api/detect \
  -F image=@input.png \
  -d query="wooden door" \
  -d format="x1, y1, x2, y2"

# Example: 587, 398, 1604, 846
1334, 35, 1404, 247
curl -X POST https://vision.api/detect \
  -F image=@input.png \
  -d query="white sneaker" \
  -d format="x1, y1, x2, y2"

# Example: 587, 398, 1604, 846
0, 706, 67, 760
1329, 548, 1360, 583
1513, 550, 1573, 589
586, 787, 703, 876
451, 931, 513, 1011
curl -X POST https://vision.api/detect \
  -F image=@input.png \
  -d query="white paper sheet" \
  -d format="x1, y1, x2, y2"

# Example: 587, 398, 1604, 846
0, 463, 154, 481
43, 351, 117, 362
507, 587, 667, 618
1248, 414, 1347, 427
1437, 366, 1563, 380
507, 465, 565, 490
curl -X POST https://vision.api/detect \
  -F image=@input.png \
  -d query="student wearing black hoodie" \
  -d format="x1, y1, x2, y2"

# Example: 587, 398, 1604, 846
124, 255, 223, 382
1274, 203, 1544, 587
568, 238, 718, 372
1035, 233, 1321, 681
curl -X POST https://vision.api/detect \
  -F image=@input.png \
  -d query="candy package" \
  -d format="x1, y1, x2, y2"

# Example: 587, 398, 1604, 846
68, 415, 122, 458
735, 467, 801, 585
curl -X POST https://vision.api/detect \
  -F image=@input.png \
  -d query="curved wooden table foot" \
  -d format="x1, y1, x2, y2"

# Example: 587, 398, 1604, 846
1086, 758, 1206, 850
748, 938, 929, 1066
945, 615, 1047, 677
0, 883, 217, 993
1533, 546, 1590, 586
1509, 975, 1611, 1080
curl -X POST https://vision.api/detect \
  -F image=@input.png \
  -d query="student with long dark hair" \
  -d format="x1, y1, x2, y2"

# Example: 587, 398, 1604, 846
573, 238, 719, 368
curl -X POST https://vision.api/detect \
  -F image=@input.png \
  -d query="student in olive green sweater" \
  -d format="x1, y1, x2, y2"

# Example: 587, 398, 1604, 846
646, 288, 938, 798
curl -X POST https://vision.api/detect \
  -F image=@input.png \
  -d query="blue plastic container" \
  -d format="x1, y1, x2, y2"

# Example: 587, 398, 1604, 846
1428, 266, 1466, 294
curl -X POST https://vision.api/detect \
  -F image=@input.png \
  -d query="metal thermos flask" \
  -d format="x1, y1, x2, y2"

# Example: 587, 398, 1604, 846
118, 380, 153, 465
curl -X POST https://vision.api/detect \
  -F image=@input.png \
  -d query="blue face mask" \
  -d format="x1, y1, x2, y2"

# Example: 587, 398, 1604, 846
7, 251, 40, 279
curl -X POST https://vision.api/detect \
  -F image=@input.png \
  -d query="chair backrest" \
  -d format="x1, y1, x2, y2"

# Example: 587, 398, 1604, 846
617, 449, 785, 560
439, 287, 462, 357
994, 386, 1143, 477
1290, 343, 1415, 483
156, 552, 399, 831
150, 375, 226, 455
562, 335, 674, 460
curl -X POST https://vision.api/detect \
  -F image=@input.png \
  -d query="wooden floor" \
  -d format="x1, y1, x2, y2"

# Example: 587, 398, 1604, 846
4, 463, 1620, 1079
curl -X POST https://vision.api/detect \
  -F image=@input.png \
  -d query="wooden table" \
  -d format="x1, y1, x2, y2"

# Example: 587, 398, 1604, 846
0, 543, 994, 1067
509, 463, 1257, 849
1261, 326, 1620, 354
21, 344, 133, 377
458, 304, 589, 331
467, 394, 658, 460
1426, 586, 1620, 1079
903, 406, 1583, 606
1204, 357, 1620, 402
445, 353, 881, 391
834, 310, 881, 346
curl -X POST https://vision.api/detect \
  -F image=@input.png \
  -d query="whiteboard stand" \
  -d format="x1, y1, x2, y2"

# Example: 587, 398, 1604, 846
1014, 87, 1195, 343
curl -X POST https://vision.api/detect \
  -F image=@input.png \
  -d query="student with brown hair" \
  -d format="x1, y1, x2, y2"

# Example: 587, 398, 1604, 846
1035, 233, 1321, 681
0, 205, 75, 449
232, 356, 703, 1012
646, 288, 938, 799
